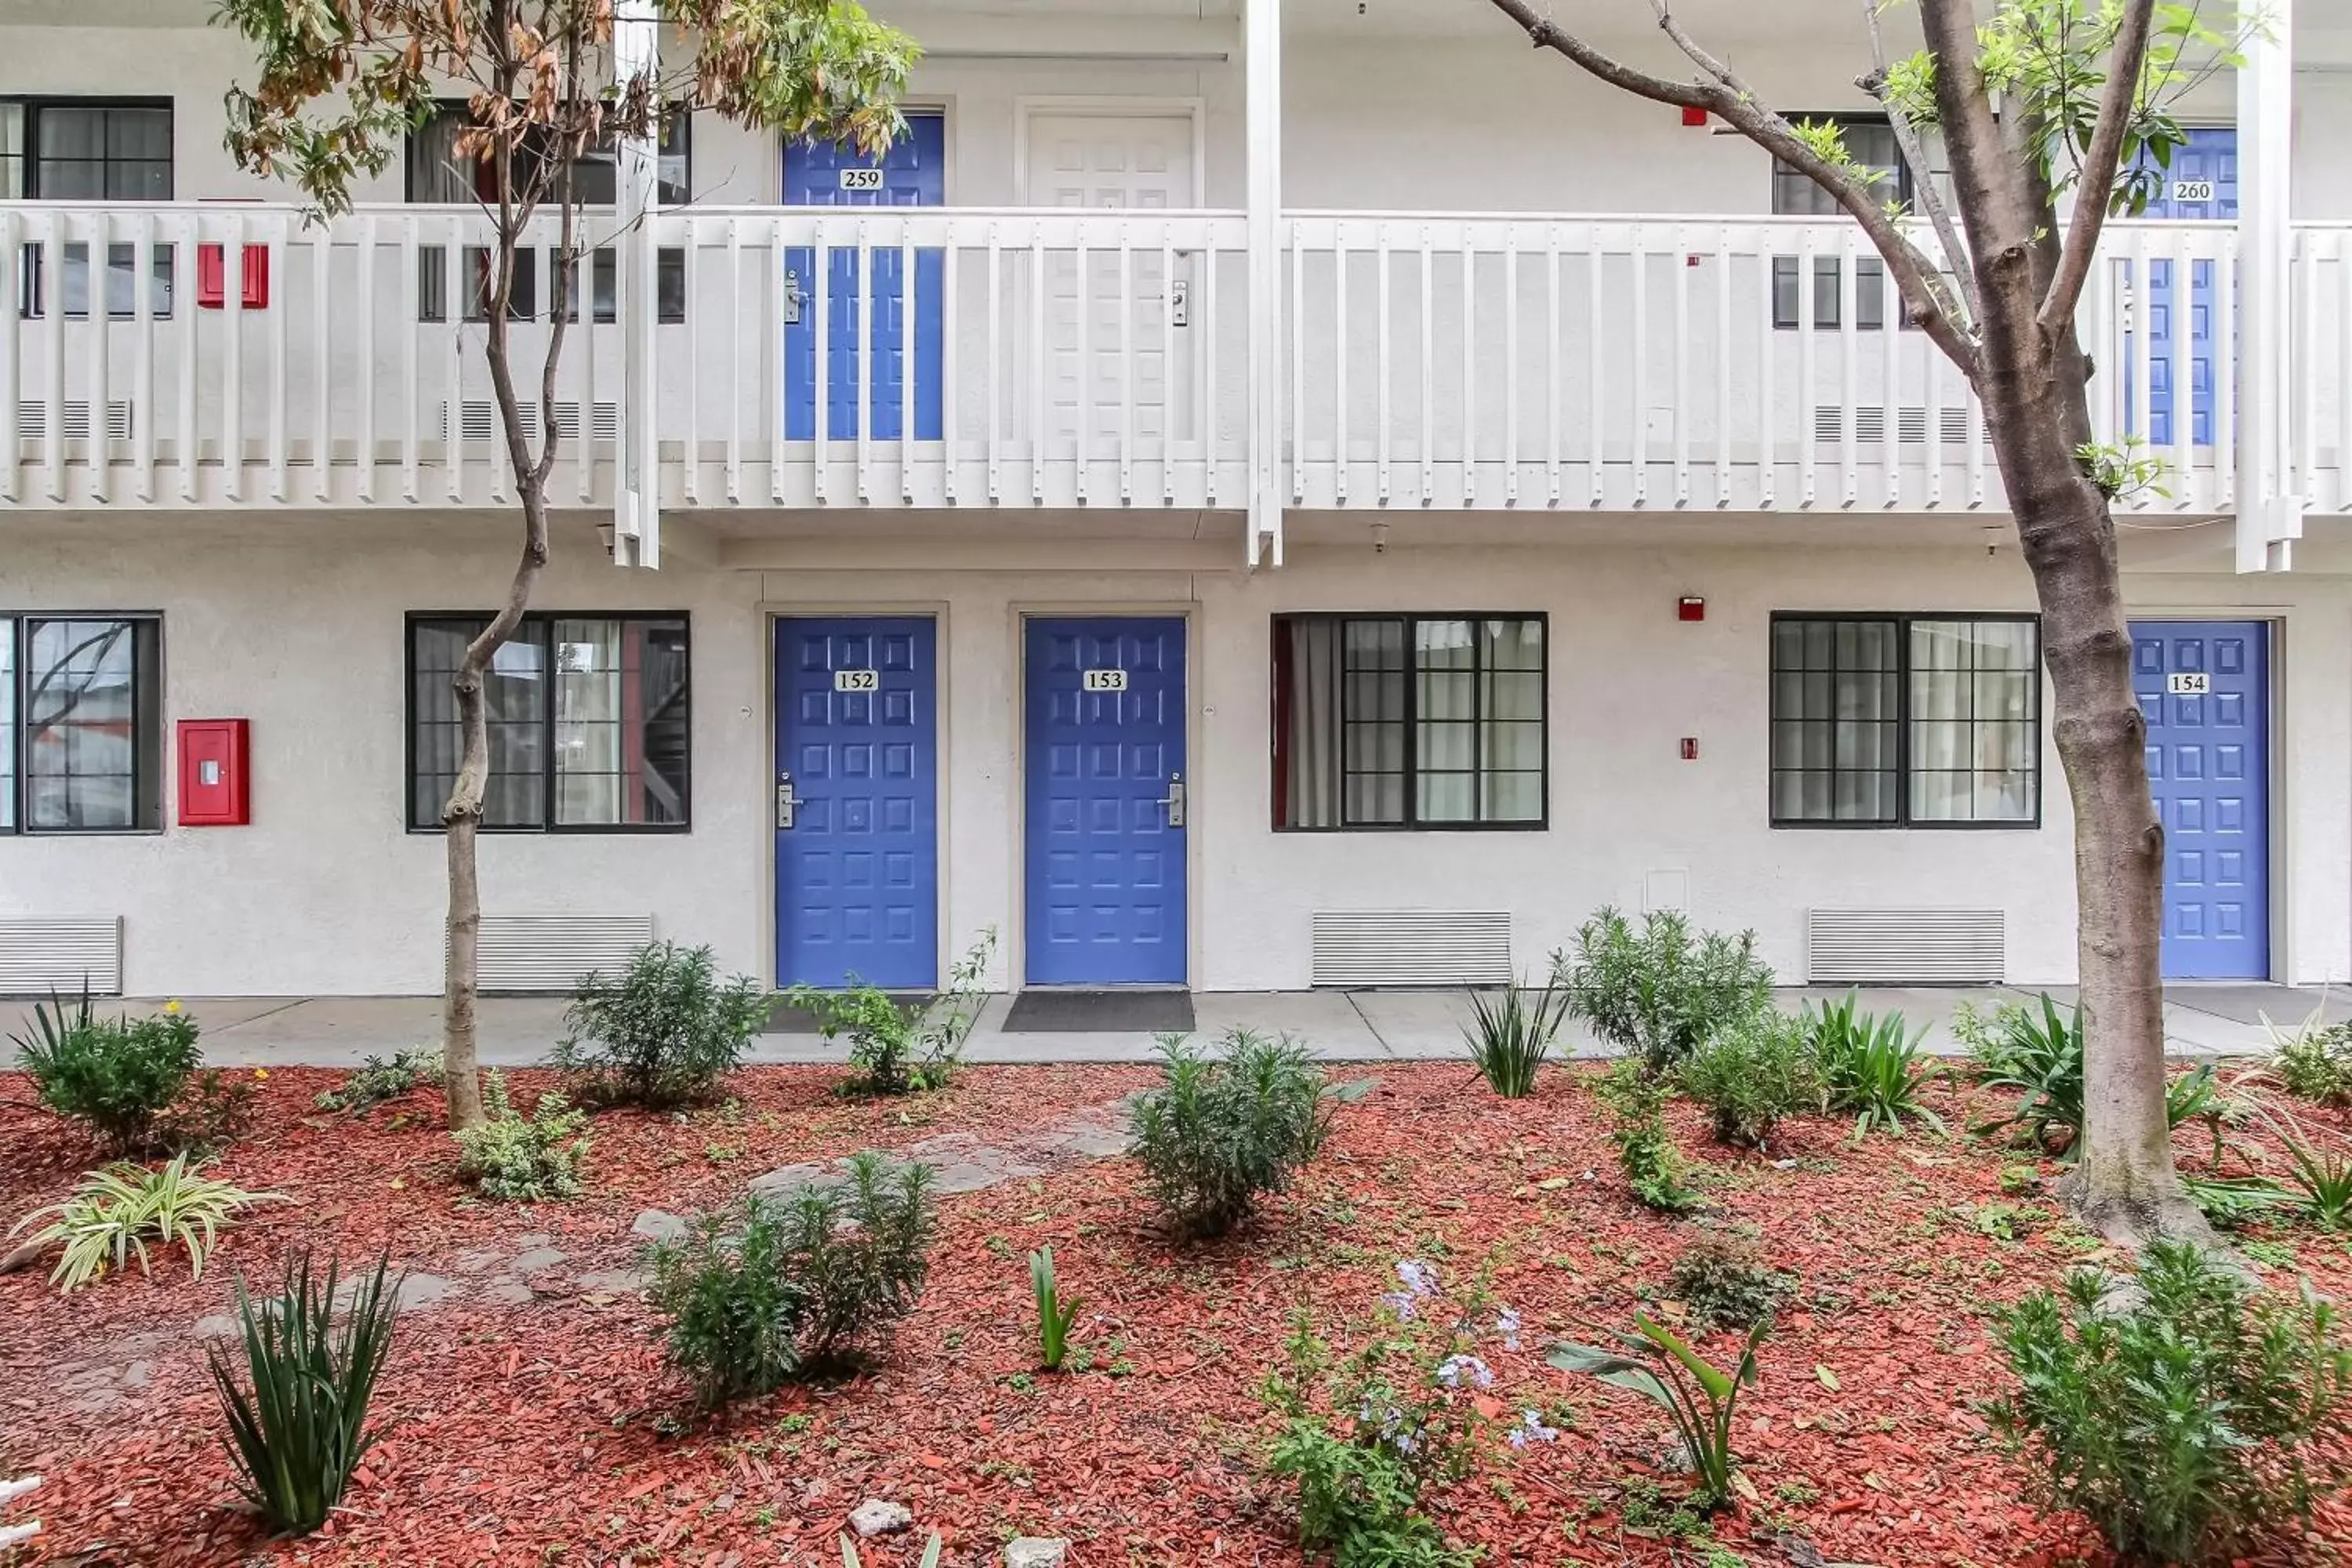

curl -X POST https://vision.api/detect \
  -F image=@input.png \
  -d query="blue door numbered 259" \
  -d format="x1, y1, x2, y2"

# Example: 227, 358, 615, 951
782, 112, 945, 441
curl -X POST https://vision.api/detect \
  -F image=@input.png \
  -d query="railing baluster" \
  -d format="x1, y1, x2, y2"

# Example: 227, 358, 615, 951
1029, 225, 1044, 503
1670, 222, 1689, 508
267, 218, 289, 499
1503, 227, 1519, 506
176, 220, 198, 502
310, 217, 331, 502
728, 216, 743, 504
812, 212, 829, 504
1075, 227, 1091, 505
135, 212, 157, 502
1797, 230, 1817, 508
1202, 223, 1219, 506
0, 209, 17, 504
1334, 223, 1348, 504
1544, 231, 1559, 506
898, 215, 915, 503
1376, 226, 1392, 505
768, 216, 786, 505
944, 230, 961, 504
2170, 229, 2193, 509
2215, 231, 2235, 511
224, 210, 247, 503
1629, 222, 1647, 508
1417, 224, 1432, 505
88, 209, 111, 505
441, 217, 461, 504
1881, 238, 1900, 510
2336, 231, 2350, 512
985, 226, 1002, 503
1755, 232, 1775, 509
2130, 228, 2152, 474
2296, 229, 2318, 514
356, 215, 377, 504
42, 220, 66, 500
1287, 223, 1301, 504
1925, 260, 1944, 510
1585, 225, 1602, 506
1119, 223, 1134, 504
1460, 233, 1475, 506
575, 232, 596, 506
1837, 228, 1857, 508
684, 221, 702, 506
1712, 228, 1730, 509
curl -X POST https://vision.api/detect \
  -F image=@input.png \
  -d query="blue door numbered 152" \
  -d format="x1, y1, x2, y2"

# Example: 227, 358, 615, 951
782, 113, 945, 441
2123, 128, 2237, 448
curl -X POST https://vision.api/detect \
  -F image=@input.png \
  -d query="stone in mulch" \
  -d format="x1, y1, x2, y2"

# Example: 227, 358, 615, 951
848, 1498, 913, 1537
744, 1095, 1135, 1203
1006, 1540, 1070, 1567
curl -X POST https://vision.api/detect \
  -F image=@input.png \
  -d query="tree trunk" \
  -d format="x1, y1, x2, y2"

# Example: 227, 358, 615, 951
1977, 332, 2212, 1246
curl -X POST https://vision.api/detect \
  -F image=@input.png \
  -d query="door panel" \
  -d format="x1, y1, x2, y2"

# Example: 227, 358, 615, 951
775, 617, 938, 990
1024, 114, 1197, 447
2124, 128, 2236, 448
1023, 616, 1188, 985
782, 112, 945, 441
2132, 619, 2269, 980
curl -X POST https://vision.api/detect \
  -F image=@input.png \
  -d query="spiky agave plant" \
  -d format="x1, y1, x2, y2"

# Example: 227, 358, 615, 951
1032, 1245, 1083, 1370
1462, 981, 1572, 1098
1801, 991, 1944, 1138
208, 1250, 401, 1536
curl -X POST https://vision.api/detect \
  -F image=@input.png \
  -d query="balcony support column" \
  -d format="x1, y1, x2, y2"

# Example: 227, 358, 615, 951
613, 0, 661, 568
1244, 0, 1283, 567
2235, 0, 2296, 573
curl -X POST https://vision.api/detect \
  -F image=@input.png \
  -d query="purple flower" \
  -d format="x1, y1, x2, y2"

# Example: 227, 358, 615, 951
1435, 1353, 1495, 1390
1507, 1408, 1562, 1450
1495, 1307, 1523, 1352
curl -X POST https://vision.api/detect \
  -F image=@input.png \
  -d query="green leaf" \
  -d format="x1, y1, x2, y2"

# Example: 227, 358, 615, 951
1815, 1363, 1841, 1391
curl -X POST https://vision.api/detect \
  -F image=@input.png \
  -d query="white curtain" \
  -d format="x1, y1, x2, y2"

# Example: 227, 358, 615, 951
554, 618, 623, 826
1911, 619, 2037, 822
1283, 619, 1341, 828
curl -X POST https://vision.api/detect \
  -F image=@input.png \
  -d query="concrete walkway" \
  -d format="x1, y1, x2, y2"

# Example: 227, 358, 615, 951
3, 982, 2337, 1069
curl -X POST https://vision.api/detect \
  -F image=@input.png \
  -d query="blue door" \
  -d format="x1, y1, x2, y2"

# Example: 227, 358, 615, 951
2125, 128, 2236, 448
775, 617, 938, 990
782, 113, 945, 441
1024, 617, 1188, 985
2132, 620, 2268, 980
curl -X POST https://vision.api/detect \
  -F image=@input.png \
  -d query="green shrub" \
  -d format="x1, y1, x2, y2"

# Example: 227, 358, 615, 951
785, 929, 996, 1095
648, 1152, 936, 1406
1802, 991, 1944, 1136
315, 1046, 443, 1115
209, 1250, 400, 1537
2267, 1011, 2352, 1108
2282, 1134, 2352, 1230
452, 1072, 589, 1202
1554, 908, 1773, 1074
1593, 1059, 1700, 1213
1031, 1245, 1082, 1372
13, 993, 205, 1153
1677, 1011, 1817, 1149
1131, 1029, 1331, 1239
1973, 996, 2239, 1162
1461, 981, 1570, 1098
1990, 1240, 2352, 1565
552, 941, 768, 1109
9, 1152, 282, 1292
1551, 1313, 1766, 1509
1665, 1232, 1795, 1334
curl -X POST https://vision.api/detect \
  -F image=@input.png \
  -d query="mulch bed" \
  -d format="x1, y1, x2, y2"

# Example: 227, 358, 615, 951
2, 1058, 2347, 1567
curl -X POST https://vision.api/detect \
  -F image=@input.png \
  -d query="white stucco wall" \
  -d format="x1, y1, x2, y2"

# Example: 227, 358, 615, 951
3, 517, 2345, 996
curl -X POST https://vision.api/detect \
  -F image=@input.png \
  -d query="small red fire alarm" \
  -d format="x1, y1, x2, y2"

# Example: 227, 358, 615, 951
177, 719, 251, 826
196, 244, 270, 310
1678, 596, 1706, 622
1681, 737, 1700, 761
1682, 105, 1709, 128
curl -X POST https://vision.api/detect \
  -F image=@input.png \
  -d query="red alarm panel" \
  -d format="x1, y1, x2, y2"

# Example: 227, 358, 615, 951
177, 719, 250, 826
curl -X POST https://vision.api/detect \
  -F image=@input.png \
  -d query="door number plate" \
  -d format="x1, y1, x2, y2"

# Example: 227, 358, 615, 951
838, 168, 884, 191
2171, 180, 2215, 202
2167, 671, 2211, 695
833, 669, 880, 692
1082, 669, 1128, 692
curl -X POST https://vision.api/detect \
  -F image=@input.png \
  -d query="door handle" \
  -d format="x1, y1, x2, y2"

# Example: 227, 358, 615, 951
782, 268, 803, 326
775, 772, 799, 829
1160, 771, 1186, 828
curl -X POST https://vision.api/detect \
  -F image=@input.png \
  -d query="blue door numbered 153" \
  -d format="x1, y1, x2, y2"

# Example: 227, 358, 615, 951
782, 113, 945, 441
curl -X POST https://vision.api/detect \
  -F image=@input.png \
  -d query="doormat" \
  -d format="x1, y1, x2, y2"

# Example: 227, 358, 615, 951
1000, 990, 1196, 1034
764, 995, 935, 1034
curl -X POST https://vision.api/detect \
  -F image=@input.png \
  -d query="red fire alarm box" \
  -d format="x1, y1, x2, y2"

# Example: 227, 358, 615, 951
1678, 596, 1706, 622
178, 720, 251, 826
196, 244, 270, 310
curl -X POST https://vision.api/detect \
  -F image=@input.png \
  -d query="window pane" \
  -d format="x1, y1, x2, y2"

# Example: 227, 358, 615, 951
0, 104, 22, 200
1908, 618, 2039, 822
1769, 617, 1900, 823
1340, 619, 1405, 826
410, 619, 546, 828
1275, 618, 1344, 829
22, 618, 157, 830
553, 617, 689, 826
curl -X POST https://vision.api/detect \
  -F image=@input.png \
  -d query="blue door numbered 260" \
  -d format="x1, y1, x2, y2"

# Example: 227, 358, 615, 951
2123, 128, 2237, 448
782, 112, 945, 441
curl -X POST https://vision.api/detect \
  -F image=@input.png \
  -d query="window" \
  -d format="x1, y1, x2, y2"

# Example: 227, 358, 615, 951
1, 615, 165, 833
1769, 614, 2041, 827
4, 100, 176, 319
407, 614, 691, 832
1769, 117, 1909, 217
1772, 255, 1886, 332
406, 102, 689, 325
1272, 614, 1546, 829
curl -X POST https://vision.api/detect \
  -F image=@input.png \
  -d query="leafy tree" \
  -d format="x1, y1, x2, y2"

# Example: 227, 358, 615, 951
1476, 0, 2249, 1243
212, 0, 917, 1127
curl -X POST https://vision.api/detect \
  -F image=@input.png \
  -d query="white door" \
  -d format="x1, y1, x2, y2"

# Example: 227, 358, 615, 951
1023, 113, 1198, 449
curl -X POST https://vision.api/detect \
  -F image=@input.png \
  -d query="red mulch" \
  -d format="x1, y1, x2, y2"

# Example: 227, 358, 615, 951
2, 1058, 2347, 1567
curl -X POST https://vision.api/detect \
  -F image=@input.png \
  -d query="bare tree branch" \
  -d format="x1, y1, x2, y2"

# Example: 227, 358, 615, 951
1857, 0, 1980, 326
2038, 0, 2157, 332
1481, 0, 1979, 375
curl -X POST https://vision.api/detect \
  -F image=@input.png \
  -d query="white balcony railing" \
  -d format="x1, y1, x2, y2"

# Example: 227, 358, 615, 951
0, 201, 2346, 521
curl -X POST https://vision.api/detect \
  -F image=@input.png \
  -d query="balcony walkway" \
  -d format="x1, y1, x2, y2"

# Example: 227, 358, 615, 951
5, 983, 2328, 1069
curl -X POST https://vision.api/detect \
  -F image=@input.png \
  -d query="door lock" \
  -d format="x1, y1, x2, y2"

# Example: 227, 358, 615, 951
782, 269, 803, 326
1160, 771, 1187, 828
775, 771, 799, 829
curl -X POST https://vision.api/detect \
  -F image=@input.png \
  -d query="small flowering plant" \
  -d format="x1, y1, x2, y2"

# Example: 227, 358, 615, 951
1261, 1259, 1534, 1560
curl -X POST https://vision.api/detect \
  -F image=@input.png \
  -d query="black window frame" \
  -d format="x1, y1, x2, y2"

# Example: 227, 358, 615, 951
1270, 611, 1550, 833
404, 610, 694, 835
1769, 113, 1910, 332
1768, 611, 2043, 831
2, 611, 166, 837
5, 96, 178, 321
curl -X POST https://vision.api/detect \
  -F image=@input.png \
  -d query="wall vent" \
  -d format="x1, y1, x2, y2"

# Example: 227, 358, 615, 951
478, 914, 654, 993
16, 401, 132, 441
1812, 406, 1974, 444
442, 400, 618, 445
1806, 907, 2005, 985
0, 917, 125, 996
1310, 909, 1512, 988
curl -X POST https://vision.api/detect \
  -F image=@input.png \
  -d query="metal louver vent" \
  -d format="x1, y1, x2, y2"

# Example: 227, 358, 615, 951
1806, 907, 2005, 985
443, 401, 619, 445
1310, 909, 1512, 988
16, 401, 132, 441
478, 914, 654, 993
0, 917, 125, 996
1813, 406, 1976, 445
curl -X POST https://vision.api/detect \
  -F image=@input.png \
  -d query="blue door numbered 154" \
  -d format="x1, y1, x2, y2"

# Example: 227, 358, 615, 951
782, 113, 945, 441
